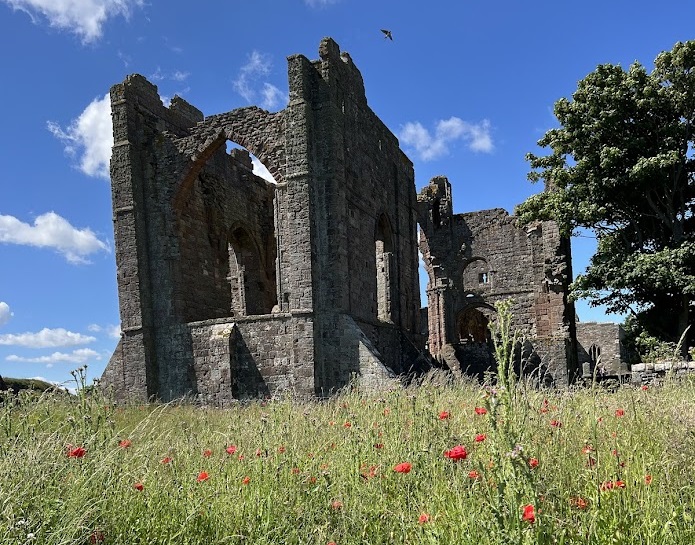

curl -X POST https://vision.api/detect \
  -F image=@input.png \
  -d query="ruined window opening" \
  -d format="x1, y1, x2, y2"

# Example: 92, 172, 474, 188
432, 198, 441, 228
589, 344, 601, 364
479, 272, 489, 284
376, 214, 395, 322
226, 141, 277, 184
457, 308, 490, 344
228, 227, 274, 316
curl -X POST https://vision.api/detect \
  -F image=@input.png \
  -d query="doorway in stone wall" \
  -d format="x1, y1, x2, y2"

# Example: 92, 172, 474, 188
454, 306, 496, 379
375, 213, 395, 322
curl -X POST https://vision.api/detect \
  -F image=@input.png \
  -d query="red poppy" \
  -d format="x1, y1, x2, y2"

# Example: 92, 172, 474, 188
645, 474, 653, 485
383, 408, 390, 416
291, 467, 301, 474
327, 542, 337, 545
615, 409, 625, 417
242, 476, 250, 485
521, 504, 536, 524
197, 471, 209, 482
615, 480, 626, 488
444, 445, 468, 461
468, 470, 480, 479
550, 419, 562, 428
118, 439, 132, 449
393, 462, 412, 473
203, 449, 212, 458
67, 446, 86, 458
89, 530, 105, 544
225, 445, 237, 455
474, 407, 487, 415
373, 443, 384, 449
581, 445, 594, 454
474, 433, 486, 443
133, 482, 144, 491
278, 446, 286, 453
161, 456, 173, 464
418, 513, 430, 524
641, 385, 649, 391
528, 457, 539, 468
343, 422, 352, 428
570, 496, 588, 509
331, 500, 343, 510
438, 411, 450, 420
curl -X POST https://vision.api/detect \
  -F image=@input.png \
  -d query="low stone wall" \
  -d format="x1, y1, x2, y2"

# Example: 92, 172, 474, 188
631, 361, 695, 384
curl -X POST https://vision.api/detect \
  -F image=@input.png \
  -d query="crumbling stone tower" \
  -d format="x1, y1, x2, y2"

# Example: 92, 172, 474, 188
101, 38, 424, 403
417, 176, 578, 385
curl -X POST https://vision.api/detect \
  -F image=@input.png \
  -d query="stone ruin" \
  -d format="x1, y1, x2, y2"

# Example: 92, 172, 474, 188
100, 38, 624, 403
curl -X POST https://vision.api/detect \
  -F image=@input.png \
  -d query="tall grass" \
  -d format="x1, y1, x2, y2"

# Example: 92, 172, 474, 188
2, 373, 694, 544
3, 304, 695, 545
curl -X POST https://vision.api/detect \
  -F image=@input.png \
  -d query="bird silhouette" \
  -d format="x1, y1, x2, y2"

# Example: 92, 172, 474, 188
381, 29, 393, 41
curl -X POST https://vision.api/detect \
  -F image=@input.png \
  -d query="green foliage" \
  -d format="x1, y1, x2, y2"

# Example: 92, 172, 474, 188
516, 40, 695, 345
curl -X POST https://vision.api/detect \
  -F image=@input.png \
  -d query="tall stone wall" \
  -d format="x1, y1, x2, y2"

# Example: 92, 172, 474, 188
102, 38, 427, 403
417, 176, 578, 385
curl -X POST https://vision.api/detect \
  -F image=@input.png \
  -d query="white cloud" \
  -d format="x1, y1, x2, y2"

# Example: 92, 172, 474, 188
7, 348, 101, 364
47, 93, 113, 179
2, 0, 144, 43
233, 51, 287, 110
251, 156, 277, 184
398, 117, 494, 161
172, 70, 190, 82
260, 83, 288, 110
87, 323, 121, 339
0, 212, 109, 263
0, 302, 12, 327
0, 328, 96, 348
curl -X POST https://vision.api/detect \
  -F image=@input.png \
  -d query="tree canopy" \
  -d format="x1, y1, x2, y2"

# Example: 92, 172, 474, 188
516, 40, 695, 345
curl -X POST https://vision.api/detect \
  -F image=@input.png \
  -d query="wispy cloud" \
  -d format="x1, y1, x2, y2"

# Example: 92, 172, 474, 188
398, 117, 494, 161
48, 93, 113, 179
7, 348, 101, 364
233, 51, 288, 110
2, 0, 144, 43
150, 67, 190, 83
87, 323, 121, 340
0, 212, 109, 263
0, 302, 12, 327
304, 0, 340, 7
0, 328, 96, 348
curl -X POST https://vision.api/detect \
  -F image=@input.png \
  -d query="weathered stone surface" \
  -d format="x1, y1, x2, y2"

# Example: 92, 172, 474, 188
101, 38, 427, 402
576, 321, 629, 379
101, 38, 622, 402
417, 176, 578, 386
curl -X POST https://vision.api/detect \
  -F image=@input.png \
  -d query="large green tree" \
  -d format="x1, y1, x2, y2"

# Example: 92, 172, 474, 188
516, 41, 695, 346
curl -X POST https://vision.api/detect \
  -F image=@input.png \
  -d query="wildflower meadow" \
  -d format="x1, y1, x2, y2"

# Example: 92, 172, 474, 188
2, 306, 695, 544
2, 373, 695, 544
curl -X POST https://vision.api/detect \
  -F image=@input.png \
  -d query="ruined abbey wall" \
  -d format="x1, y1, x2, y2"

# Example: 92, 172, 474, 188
102, 39, 424, 403
417, 177, 578, 385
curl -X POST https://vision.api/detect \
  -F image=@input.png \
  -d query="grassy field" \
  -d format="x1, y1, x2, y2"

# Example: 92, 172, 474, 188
2, 367, 695, 545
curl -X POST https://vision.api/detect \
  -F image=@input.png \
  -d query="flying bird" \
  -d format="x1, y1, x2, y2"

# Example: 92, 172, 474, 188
381, 29, 393, 41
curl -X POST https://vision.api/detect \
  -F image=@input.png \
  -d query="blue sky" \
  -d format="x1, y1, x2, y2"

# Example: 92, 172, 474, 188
1, 0, 694, 388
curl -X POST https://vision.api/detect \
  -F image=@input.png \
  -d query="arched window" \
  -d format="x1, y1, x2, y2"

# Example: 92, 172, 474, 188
588, 344, 601, 365
375, 214, 395, 322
